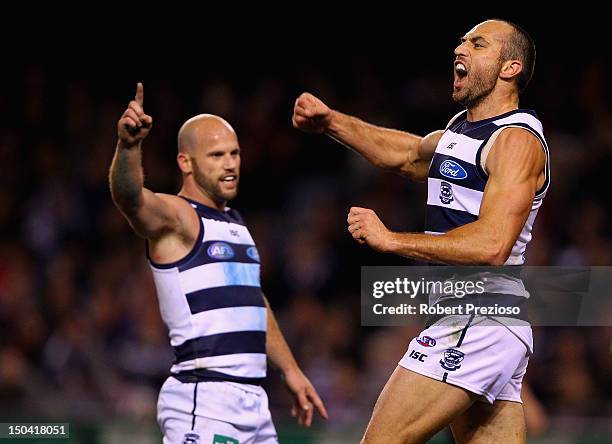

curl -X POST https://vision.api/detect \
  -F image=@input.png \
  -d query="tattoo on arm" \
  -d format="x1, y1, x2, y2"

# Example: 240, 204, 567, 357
109, 147, 143, 211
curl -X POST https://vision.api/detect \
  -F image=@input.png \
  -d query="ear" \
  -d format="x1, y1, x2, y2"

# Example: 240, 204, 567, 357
177, 152, 193, 174
500, 59, 523, 82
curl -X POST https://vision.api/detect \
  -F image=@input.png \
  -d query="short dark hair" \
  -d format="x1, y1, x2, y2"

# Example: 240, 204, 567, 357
493, 19, 536, 94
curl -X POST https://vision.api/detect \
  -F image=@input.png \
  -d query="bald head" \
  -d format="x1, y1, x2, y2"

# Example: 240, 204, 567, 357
176, 114, 241, 206
178, 114, 237, 154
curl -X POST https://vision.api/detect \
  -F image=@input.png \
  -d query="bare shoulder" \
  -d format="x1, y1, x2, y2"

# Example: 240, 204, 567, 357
488, 127, 545, 174
155, 193, 189, 208
153, 193, 200, 239
494, 126, 542, 145
419, 130, 444, 156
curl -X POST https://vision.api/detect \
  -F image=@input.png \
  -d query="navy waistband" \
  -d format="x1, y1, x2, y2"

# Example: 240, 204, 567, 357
171, 369, 265, 385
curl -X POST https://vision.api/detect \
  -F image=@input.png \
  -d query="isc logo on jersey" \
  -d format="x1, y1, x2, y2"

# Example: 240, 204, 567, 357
207, 242, 235, 260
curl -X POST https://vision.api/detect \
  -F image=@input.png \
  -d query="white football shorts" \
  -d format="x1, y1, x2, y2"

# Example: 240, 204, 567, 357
157, 377, 278, 444
398, 315, 532, 404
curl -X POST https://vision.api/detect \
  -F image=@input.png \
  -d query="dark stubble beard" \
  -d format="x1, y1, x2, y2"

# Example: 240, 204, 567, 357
455, 59, 503, 109
191, 157, 238, 204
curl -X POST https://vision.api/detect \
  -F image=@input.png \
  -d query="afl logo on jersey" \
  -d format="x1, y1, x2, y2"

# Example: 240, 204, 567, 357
439, 181, 454, 204
246, 246, 260, 262
439, 160, 467, 180
416, 336, 436, 347
207, 242, 235, 260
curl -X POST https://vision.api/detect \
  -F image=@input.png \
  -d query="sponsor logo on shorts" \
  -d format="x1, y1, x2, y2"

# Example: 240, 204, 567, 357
439, 181, 454, 204
440, 348, 465, 371
207, 242, 235, 260
182, 432, 200, 444
409, 350, 427, 362
213, 435, 239, 444
416, 336, 436, 347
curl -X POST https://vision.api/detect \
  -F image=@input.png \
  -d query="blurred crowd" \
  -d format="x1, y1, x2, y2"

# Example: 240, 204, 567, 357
0, 52, 610, 439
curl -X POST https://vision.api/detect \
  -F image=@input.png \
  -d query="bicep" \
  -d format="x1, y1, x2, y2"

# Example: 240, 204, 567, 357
400, 129, 443, 181
122, 190, 183, 239
478, 175, 536, 245
478, 129, 545, 249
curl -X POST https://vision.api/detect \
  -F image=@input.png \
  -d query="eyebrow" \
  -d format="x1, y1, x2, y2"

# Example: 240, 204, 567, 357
460, 35, 489, 44
208, 147, 240, 154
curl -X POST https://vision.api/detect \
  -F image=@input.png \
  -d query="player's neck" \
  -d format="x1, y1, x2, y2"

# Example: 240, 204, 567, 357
179, 183, 227, 212
466, 89, 519, 122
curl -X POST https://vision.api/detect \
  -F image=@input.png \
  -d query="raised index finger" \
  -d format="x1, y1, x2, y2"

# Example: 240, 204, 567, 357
135, 82, 144, 106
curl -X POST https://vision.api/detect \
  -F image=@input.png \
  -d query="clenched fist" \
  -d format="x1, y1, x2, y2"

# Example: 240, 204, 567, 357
117, 82, 153, 148
347, 207, 392, 252
292, 92, 332, 134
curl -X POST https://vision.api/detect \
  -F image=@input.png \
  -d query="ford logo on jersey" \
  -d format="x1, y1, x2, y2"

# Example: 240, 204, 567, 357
207, 242, 235, 260
439, 160, 467, 180
416, 336, 436, 347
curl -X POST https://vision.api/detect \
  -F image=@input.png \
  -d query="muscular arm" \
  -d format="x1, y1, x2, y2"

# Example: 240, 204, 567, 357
292, 92, 442, 181
109, 143, 144, 210
327, 110, 442, 180
109, 144, 182, 239
349, 128, 546, 265
109, 83, 183, 240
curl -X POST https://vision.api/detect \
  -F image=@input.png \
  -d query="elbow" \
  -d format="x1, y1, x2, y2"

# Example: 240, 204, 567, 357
372, 157, 402, 172
109, 185, 131, 210
482, 243, 512, 266
109, 178, 142, 213
371, 145, 410, 173
111, 190, 143, 217
488, 255, 509, 266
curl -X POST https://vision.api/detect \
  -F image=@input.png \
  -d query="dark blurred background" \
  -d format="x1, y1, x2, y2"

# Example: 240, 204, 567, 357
0, 13, 610, 443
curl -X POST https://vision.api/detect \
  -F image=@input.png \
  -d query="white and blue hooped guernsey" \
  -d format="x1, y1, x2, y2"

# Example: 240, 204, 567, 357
147, 196, 266, 385
425, 108, 550, 265
399, 111, 549, 402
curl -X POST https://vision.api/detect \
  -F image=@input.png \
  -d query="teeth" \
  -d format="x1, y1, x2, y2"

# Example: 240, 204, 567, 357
456, 63, 467, 74
222, 176, 236, 181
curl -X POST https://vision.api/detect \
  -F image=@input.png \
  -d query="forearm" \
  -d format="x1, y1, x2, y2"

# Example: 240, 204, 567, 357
386, 221, 507, 265
109, 142, 145, 212
326, 110, 423, 171
264, 297, 299, 374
